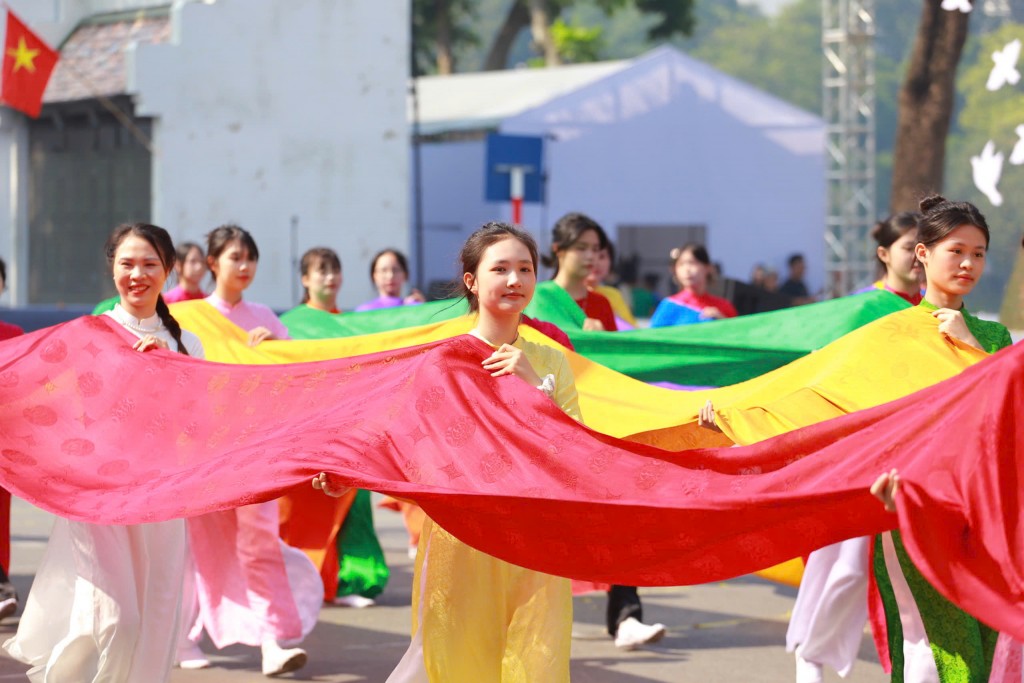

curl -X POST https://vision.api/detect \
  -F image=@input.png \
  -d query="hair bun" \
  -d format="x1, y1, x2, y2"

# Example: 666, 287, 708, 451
919, 194, 947, 214
869, 220, 884, 241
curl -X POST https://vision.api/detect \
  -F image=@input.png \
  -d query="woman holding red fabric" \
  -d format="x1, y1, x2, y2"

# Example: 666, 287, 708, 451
868, 195, 1011, 683
177, 225, 319, 676
4, 224, 203, 682
649, 243, 737, 328
316, 221, 582, 681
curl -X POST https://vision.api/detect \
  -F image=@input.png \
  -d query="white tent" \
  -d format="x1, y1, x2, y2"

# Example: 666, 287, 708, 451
415, 46, 825, 296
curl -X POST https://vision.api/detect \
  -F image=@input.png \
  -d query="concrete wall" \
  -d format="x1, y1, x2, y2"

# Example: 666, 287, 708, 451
0, 0, 408, 309
130, 0, 408, 308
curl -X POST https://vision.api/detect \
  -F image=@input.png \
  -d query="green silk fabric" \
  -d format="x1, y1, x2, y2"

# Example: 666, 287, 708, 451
335, 490, 390, 599
281, 290, 910, 387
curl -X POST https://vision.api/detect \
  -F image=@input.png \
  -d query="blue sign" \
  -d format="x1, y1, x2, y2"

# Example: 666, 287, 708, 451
484, 133, 544, 203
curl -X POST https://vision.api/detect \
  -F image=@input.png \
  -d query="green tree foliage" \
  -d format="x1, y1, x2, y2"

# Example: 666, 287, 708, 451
688, 0, 821, 113
545, 18, 605, 64
412, 0, 479, 75
944, 22, 1024, 313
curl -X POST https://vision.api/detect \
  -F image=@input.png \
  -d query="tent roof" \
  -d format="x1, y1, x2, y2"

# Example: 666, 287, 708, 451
414, 60, 628, 135
415, 47, 823, 143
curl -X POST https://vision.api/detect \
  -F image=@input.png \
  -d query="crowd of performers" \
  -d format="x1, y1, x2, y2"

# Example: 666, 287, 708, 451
0, 194, 1019, 682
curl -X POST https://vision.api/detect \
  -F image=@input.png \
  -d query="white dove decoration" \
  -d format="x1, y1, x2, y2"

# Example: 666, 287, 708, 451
986, 39, 1021, 92
1010, 125, 1024, 166
941, 0, 972, 12
971, 140, 1004, 207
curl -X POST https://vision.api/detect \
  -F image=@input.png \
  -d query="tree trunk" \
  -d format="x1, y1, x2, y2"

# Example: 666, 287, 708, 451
436, 0, 454, 74
484, 1, 530, 71
999, 245, 1024, 329
889, 1, 972, 212
529, 0, 561, 66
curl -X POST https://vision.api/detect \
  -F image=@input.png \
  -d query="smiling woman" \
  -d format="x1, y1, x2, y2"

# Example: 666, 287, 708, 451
3, 223, 203, 683
315, 222, 583, 682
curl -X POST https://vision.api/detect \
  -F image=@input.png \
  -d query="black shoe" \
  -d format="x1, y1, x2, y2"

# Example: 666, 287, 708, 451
0, 581, 18, 621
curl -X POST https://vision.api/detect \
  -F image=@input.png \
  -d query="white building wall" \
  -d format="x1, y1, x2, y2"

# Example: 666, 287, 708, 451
129, 0, 408, 309
0, 0, 408, 309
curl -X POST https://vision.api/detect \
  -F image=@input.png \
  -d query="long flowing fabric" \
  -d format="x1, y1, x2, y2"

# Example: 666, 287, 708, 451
277, 289, 909, 387
0, 314, 1021, 639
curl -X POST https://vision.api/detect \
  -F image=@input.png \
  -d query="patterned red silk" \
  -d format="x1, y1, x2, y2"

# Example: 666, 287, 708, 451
0, 316, 1020, 639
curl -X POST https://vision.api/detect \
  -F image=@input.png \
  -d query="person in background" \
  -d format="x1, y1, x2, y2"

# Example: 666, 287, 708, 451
650, 244, 737, 328
299, 247, 343, 313
750, 263, 767, 289
853, 213, 924, 305
0, 257, 21, 623
779, 253, 815, 304
585, 240, 637, 329
355, 249, 425, 311
763, 268, 780, 293
631, 273, 662, 319
164, 242, 208, 303
542, 212, 618, 331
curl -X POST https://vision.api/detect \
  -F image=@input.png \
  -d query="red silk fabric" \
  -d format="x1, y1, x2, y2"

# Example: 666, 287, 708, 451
0, 317, 1020, 638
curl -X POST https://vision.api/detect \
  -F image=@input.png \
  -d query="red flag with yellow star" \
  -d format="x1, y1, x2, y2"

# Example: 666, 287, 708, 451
1, 9, 58, 118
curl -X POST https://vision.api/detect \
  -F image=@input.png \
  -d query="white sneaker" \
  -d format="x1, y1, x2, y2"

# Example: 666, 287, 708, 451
176, 641, 211, 670
332, 594, 375, 608
261, 640, 308, 677
407, 545, 418, 560
613, 617, 666, 650
795, 654, 824, 683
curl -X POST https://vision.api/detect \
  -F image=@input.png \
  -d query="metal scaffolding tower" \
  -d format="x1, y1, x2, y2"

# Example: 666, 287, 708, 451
822, 0, 876, 297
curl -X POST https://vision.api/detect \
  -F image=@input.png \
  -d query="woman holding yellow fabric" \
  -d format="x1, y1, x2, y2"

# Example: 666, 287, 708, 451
316, 222, 577, 682
867, 195, 1011, 683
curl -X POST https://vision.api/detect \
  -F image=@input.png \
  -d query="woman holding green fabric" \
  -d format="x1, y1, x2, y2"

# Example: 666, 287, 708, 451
867, 194, 1011, 683
283, 247, 391, 608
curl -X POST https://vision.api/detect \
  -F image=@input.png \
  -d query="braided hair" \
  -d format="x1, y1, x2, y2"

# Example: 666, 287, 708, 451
105, 223, 190, 356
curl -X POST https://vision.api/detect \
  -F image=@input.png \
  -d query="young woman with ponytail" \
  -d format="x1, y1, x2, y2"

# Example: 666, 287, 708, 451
176, 224, 319, 676
4, 223, 203, 682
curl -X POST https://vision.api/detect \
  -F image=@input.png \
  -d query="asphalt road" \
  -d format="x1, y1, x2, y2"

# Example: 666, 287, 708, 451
0, 496, 887, 682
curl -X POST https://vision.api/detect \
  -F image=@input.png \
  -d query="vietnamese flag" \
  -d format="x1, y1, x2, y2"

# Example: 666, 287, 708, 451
1, 9, 58, 118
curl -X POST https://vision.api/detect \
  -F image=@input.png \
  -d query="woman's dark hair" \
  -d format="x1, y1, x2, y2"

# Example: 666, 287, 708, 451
300, 247, 342, 303
870, 212, 921, 266
105, 223, 190, 356
669, 243, 710, 267
459, 222, 539, 312
369, 249, 409, 281
175, 241, 202, 267
541, 212, 609, 275
206, 224, 260, 281
601, 240, 616, 267
917, 195, 990, 249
